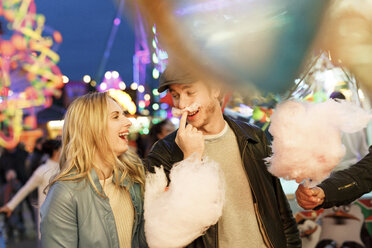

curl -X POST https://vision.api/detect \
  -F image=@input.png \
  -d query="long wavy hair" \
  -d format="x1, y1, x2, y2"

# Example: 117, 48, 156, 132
49, 92, 145, 195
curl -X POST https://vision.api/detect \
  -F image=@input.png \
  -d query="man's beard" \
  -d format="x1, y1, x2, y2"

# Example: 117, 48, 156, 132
192, 100, 216, 129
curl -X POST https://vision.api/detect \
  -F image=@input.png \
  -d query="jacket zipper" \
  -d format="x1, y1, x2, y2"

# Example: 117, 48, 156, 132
241, 141, 274, 248
338, 181, 356, 190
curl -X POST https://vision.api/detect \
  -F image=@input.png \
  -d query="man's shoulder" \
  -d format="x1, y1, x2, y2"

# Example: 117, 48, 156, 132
231, 118, 261, 131
225, 116, 263, 139
152, 130, 178, 151
146, 130, 183, 172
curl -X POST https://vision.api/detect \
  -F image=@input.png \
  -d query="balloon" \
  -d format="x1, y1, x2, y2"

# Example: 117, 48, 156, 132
314, 0, 372, 97
134, 0, 330, 94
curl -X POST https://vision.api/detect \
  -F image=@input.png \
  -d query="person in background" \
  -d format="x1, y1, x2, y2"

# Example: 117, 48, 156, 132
0, 144, 32, 235
0, 139, 61, 240
0, 170, 24, 240
40, 92, 147, 248
25, 137, 47, 204
25, 137, 47, 177
0, 145, 28, 186
145, 119, 175, 157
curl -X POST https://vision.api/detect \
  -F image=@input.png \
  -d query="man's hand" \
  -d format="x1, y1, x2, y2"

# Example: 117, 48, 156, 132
295, 184, 325, 210
175, 112, 204, 160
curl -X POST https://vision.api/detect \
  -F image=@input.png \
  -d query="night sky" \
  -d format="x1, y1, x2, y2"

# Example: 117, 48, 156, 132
34, 0, 135, 84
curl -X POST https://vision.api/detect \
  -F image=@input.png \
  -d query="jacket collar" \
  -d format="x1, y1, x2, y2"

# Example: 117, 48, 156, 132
90, 168, 131, 191
223, 115, 259, 145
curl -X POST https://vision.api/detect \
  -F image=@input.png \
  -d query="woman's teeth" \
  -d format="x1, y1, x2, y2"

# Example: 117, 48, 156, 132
119, 133, 128, 139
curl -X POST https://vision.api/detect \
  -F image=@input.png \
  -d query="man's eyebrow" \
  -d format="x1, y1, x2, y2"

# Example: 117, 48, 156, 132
181, 85, 192, 90
169, 85, 193, 92
110, 111, 120, 115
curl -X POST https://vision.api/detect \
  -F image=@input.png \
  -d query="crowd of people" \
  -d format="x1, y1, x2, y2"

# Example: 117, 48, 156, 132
0, 137, 58, 243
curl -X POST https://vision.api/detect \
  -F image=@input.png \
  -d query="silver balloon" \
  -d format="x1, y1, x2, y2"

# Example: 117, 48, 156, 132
132, 0, 330, 94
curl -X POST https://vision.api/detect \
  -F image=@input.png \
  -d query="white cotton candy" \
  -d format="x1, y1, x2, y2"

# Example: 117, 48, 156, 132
144, 156, 225, 248
171, 103, 201, 117
266, 99, 372, 185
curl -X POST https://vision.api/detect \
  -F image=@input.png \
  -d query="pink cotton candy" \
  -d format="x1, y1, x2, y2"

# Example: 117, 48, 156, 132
144, 155, 225, 248
266, 99, 372, 185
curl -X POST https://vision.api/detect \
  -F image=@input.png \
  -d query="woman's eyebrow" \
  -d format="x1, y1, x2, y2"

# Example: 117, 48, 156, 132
110, 111, 120, 115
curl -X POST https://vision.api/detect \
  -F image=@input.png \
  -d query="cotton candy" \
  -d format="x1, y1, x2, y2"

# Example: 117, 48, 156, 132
172, 103, 201, 117
144, 156, 225, 248
266, 99, 372, 185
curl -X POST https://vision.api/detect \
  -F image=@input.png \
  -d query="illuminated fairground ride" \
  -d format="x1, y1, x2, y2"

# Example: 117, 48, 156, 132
0, 0, 64, 149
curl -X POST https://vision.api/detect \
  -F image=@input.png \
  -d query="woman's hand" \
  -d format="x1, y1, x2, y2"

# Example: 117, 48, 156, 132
0, 205, 12, 217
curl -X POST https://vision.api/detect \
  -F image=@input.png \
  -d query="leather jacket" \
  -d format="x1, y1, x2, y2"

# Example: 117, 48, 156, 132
40, 169, 148, 248
318, 146, 372, 208
146, 116, 301, 248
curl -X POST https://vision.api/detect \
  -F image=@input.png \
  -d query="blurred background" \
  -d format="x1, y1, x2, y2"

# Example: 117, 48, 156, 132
1, 0, 372, 247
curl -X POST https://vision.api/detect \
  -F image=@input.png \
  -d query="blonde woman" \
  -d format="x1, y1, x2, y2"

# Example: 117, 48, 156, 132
40, 92, 147, 248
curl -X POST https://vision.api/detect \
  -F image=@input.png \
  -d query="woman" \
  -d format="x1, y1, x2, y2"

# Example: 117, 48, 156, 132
0, 139, 61, 239
40, 92, 147, 248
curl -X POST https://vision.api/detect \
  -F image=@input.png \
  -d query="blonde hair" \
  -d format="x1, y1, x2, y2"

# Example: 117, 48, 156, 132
50, 92, 145, 195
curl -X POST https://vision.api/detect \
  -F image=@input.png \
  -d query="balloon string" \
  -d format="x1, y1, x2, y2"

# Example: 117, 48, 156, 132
285, 52, 323, 100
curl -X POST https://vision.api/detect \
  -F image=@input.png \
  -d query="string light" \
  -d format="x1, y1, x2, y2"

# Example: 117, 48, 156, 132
62, 75, 69, 83
152, 103, 159, 110
112, 71, 119, 79
144, 94, 151, 101
130, 82, 138, 90
83, 75, 91, 83
119, 81, 126, 90
152, 89, 159, 96
104, 71, 112, 79
100, 82, 107, 91
152, 68, 159, 79
138, 85, 145, 93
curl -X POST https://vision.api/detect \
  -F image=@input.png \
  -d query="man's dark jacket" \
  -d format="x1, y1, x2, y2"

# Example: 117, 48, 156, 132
318, 146, 372, 208
145, 116, 301, 248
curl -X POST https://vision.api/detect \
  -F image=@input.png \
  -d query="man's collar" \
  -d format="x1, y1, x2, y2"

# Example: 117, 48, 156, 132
223, 115, 259, 144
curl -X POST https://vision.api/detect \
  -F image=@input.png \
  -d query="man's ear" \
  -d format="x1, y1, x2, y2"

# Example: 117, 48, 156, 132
212, 87, 221, 99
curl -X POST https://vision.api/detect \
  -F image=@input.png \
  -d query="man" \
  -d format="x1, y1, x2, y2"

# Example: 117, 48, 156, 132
296, 146, 372, 210
145, 64, 300, 248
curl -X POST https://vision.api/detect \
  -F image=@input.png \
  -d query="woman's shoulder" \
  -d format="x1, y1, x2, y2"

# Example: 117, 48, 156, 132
49, 179, 89, 198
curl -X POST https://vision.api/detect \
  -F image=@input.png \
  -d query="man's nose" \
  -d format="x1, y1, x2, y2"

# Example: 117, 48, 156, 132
178, 95, 188, 109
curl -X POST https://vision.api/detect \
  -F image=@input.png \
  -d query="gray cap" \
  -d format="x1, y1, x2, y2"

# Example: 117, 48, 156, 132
158, 64, 197, 93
